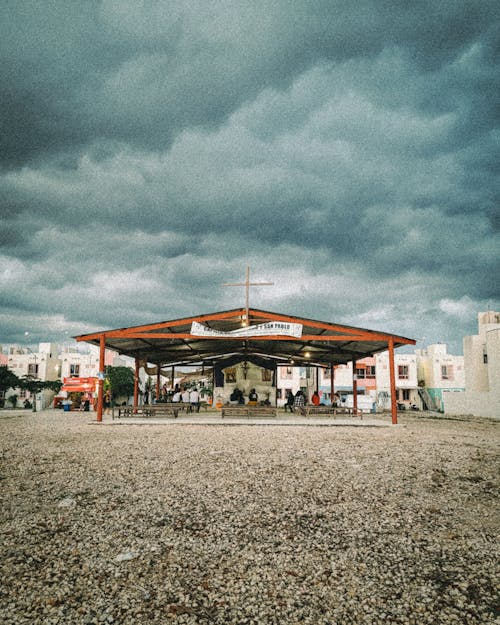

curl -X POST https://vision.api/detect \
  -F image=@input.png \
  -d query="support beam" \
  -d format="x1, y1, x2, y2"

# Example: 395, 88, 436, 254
352, 359, 358, 415
388, 337, 398, 424
133, 358, 139, 413
330, 366, 335, 403
97, 335, 105, 422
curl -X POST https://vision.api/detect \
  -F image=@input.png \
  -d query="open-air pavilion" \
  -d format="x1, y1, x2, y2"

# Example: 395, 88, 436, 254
76, 307, 415, 424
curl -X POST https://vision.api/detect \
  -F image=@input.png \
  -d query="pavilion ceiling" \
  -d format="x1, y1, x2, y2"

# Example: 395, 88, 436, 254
75, 308, 415, 368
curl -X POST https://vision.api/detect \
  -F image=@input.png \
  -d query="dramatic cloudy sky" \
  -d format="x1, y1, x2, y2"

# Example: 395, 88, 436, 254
1, 1, 499, 354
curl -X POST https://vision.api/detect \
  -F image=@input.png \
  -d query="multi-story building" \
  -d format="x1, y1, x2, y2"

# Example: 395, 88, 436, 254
416, 344, 465, 411
5, 343, 60, 409
59, 345, 115, 379
443, 311, 500, 418
375, 351, 419, 410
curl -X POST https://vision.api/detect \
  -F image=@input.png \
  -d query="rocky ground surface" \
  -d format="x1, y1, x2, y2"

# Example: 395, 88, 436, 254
0, 410, 498, 624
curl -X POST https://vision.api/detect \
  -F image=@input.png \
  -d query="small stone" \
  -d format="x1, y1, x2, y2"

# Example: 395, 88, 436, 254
115, 551, 139, 562
58, 497, 76, 508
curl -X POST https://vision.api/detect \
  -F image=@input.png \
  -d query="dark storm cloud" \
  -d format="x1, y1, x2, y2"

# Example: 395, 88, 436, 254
0, 1, 499, 352
1, 1, 497, 165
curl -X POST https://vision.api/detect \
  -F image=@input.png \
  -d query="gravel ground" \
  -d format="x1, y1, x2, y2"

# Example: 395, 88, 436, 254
0, 410, 498, 625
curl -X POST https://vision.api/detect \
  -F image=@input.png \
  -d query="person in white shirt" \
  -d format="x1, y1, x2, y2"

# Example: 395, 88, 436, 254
172, 391, 181, 403
181, 388, 190, 410
189, 388, 200, 413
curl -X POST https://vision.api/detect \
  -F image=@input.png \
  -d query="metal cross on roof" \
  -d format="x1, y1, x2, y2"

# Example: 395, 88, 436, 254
223, 266, 274, 323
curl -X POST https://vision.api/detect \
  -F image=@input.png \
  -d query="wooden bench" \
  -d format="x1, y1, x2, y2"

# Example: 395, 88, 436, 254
221, 405, 277, 418
114, 404, 179, 419
173, 401, 211, 413
299, 405, 364, 419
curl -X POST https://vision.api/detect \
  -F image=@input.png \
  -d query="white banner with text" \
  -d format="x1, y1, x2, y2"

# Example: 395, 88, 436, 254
190, 320, 303, 338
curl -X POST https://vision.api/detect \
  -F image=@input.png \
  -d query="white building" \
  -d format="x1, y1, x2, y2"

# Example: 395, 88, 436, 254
276, 365, 302, 406
6, 343, 60, 409
60, 345, 117, 379
375, 351, 419, 410
443, 312, 500, 418
416, 344, 465, 411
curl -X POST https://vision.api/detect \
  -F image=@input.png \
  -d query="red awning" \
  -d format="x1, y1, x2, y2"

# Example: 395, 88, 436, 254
61, 377, 97, 393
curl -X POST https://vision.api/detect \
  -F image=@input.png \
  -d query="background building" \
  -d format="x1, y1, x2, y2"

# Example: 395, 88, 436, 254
416, 344, 465, 411
443, 312, 500, 418
375, 351, 419, 410
5, 343, 60, 409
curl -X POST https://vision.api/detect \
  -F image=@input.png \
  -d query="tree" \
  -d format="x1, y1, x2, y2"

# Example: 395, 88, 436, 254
19, 377, 61, 413
0, 366, 20, 395
105, 366, 134, 401
20, 376, 46, 412
7, 394, 18, 409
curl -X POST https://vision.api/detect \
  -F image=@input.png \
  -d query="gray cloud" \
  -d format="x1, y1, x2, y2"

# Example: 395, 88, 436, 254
0, 1, 498, 353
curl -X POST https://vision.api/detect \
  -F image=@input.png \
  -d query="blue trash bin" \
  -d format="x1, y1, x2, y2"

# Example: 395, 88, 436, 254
63, 403, 70, 412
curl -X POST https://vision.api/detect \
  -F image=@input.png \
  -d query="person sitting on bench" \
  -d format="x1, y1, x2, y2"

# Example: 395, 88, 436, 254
248, 388, 258, 406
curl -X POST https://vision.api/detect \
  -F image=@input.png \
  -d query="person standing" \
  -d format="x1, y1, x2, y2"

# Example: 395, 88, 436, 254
189, 387, 200, 413
104, 389, 111, 416
284, 389, 294, 413
311, 391, 320, 406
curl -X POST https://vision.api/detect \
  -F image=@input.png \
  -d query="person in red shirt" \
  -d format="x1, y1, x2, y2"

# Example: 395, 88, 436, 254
311, 391, 320, 406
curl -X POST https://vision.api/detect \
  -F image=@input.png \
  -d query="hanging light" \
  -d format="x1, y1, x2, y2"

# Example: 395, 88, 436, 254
304, 351, 311, 359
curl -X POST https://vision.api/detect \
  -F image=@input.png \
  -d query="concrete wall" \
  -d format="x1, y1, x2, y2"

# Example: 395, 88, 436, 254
215, 361, 275, 406
443, 314, 500, 418
486, 328, 500, 401
464, 335, 489, 392
443, 389, 499, 418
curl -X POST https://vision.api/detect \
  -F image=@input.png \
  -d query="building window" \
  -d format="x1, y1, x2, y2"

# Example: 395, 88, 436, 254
355, 368, 366, 379
70, 364, 80, 376
261, 369, 272, 382
441, 365, 454, 381
483, 353, 488, 364
280, 367, 293, 379
276, 389, 282, 399
366, 366, 376, 378
225, 368, 236, 383
28, 363, 39, 377
398, 365, 409, 380
19, 389, 26, 398
402, 389, 410, 401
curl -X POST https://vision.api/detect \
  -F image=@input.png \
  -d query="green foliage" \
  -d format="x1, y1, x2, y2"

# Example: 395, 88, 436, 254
7, 394, 18, 408
0, 366, 20, 393
44, 379, 62, 393
20, 376, 46, 395
200, 385, 213, 397
18, 376, 62, 394
105, 366, 135, 399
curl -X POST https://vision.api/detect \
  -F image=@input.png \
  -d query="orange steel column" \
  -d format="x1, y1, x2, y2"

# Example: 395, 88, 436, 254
97, 334, 105, 422
388, 337, 398, 424
352, 360, 358, 415
133, 358, 139, 413
156, 365, 160, 401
